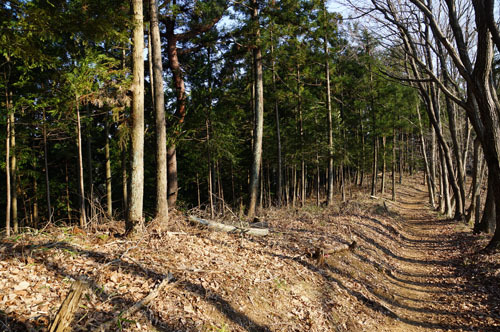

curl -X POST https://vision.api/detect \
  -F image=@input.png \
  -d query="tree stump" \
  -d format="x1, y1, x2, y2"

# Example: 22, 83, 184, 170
49, 279, 87, 332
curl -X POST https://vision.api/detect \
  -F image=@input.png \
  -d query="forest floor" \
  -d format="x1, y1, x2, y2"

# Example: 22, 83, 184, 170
1, 176, 500, 331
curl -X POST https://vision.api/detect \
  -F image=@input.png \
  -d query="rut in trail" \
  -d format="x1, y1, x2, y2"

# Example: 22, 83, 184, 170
327, 178, 500, 331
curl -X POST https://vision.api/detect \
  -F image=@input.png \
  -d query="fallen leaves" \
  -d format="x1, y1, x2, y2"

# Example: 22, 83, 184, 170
0, 177, 499, 331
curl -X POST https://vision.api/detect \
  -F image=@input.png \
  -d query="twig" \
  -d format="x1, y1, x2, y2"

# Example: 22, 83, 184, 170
96, 276, 176, 332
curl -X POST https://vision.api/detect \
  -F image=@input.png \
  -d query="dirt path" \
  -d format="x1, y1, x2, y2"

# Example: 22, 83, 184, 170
331, 180, 500, 331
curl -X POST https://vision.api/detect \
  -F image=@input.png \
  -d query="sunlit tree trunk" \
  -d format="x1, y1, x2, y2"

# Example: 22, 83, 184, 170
76, 102, 87, 228
150, 0, 168, 221
247, 0, 264, 218
126, 0, 145, 234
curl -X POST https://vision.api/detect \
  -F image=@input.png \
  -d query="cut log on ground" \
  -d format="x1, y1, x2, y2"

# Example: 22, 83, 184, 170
312, 241, 357, 267
49, 279, 88, 332
188, 215, 269, 236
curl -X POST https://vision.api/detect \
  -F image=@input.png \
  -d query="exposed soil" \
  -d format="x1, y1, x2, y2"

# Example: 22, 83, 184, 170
1, 176, 499, 331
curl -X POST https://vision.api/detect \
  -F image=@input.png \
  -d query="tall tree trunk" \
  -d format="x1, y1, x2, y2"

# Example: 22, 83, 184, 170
165, 33, 185, 209
10, 103, 17, 233
207, 119, 214, 219
150, 0, 168, 221
65, 162, 72, 222
370, 68, 377, 196
85, 105, 93, 220
196, 172, 201, 209
247, 0, 264, 218
324, 1, 334, 206
121, 145, 128, 214
105, 117, 112, 219
270, 26, 282, 207
371, 135, 378, 196
467, 138, 483, 223
381, 136, 386, 195
147, 26, 155, 112
5, 97, 11, 236
76, 103, 87, 228
444, 94, 466, 217
43, 109, 52, 222
33, 170, 39, 228
416, 104, 435, 207
439, 146, 452, 218
475, 171, 496, 234
297, 65, 305, 207
392, 127, 396, 201
126, 0, 145, 233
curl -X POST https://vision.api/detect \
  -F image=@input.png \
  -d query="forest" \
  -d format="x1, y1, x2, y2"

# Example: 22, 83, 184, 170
1, 0, 500, 331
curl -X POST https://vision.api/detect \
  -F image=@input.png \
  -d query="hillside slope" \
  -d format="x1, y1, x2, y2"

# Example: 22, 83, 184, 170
1, 177, 499, 331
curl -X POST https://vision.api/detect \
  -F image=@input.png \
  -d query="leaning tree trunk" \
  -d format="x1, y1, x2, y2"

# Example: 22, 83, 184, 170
150, 0, 168, 221
126, 0, 145, 234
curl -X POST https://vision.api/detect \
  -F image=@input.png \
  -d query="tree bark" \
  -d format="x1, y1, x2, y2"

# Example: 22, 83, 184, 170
475, 171, 495, 234
392, 127, 396, 201
324, 0, 334, 206
165, 28, 185, 209
126, 0, 145, 234
467, 138, 483, 223
5, 96, 11, 236
65, 162, 72, 222
121, 145, 128, 215
247, 0, 264, 218
416, 104, 435, 207
105, 116, 112, 219
43, 109, 52, 223
85, 105, 93, 220
76, 103, 87, 228
150, 0, 168, 221
269, 23, 282, 207
381, 136, 386, 195
10, 104, 17, 233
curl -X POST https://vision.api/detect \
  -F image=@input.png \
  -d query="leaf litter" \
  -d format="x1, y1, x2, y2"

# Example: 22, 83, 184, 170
0, 177, 499, 331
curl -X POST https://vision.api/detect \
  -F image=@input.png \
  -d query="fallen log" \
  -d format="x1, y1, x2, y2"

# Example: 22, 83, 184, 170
188, 215, 269, 236
311, 241, 357, 267
49, 279, 88, 332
